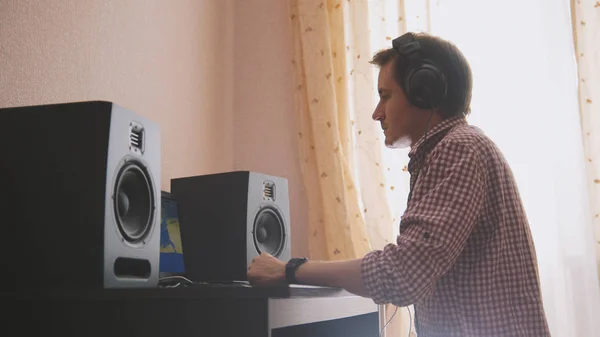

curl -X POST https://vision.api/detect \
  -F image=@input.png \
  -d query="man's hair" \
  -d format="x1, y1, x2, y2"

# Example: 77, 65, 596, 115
370, 32, 473, 118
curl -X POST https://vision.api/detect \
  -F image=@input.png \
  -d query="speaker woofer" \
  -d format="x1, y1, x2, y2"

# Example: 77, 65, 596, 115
253, 207, 285, 256
113, 160, 154, 244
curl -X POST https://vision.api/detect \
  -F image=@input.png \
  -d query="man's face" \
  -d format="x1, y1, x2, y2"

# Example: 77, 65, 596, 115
372, 61, 417, 148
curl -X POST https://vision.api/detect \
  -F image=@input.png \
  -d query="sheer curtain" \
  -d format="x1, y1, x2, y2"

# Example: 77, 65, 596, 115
571, 0, 600, 289
289, 0, 372, 262
379, 0, 600, 335
290, 0, 600, 336
422, 1, 600, 336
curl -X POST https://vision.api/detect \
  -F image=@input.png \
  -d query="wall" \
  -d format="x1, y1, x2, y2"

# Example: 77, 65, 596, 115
0, 0, 235, 185
0, 0, 308, 257
232, 0, 308, 257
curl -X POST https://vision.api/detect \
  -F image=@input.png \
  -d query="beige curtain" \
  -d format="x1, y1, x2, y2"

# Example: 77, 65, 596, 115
289, 0, 371, 262
289, 0, 416, 335
571, 0, 600, 285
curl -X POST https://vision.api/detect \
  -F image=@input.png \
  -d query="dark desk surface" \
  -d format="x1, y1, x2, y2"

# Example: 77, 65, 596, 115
7, 284, 379, 337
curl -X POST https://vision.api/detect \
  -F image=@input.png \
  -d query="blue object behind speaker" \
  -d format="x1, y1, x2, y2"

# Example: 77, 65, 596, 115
160, 191, 185, 274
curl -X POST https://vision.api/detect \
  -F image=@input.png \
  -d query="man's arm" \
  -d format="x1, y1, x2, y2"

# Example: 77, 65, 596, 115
360, 141, 485, 306
247, 253, 369, 295
299, 142, 484, 305
293, 258, 369, 297
249, 141, 484, 306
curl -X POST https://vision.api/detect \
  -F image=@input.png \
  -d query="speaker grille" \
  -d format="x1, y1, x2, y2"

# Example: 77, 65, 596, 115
113, 160, 155, 244
253, 207, 286, 256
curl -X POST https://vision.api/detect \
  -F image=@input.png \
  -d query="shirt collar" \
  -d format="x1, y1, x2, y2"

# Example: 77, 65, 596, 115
408, 115, 467, 159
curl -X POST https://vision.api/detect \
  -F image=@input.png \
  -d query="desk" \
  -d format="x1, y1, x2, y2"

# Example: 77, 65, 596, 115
8, 284, 380, 337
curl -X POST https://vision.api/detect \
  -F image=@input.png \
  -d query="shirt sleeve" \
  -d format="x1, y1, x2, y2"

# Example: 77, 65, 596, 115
361, 140, 485, 307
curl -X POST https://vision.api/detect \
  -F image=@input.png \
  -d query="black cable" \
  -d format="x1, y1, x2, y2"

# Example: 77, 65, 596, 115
157, 275, 194, 288
378, 305, 415, 337
379, 305, 399, 337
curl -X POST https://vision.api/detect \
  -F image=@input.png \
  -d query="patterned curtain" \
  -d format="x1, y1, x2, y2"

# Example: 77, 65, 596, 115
571, 0, 600, 287
289, 0, 372, 262
289, 0, 413, 335
289, 0, 434, 260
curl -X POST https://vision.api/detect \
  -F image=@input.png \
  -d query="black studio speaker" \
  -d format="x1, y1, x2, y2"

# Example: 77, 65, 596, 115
171, 171, 291, 283
0, 101, 161, 289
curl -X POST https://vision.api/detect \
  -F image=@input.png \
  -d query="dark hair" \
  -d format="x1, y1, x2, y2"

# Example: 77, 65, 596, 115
370, 32, 473, 118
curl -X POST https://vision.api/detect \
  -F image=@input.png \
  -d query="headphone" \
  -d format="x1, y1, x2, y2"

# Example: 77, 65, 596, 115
392, 33, 447, 110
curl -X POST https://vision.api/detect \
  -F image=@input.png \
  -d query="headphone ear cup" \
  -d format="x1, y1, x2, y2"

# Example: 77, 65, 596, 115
406, 63, 447, 109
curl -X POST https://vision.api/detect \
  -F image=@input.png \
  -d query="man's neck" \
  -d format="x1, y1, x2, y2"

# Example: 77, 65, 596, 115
410, 112, 443, 148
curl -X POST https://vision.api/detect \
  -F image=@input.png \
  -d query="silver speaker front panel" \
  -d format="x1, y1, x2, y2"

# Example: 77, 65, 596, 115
246, 172, 291, 269
103, 103, 161, 288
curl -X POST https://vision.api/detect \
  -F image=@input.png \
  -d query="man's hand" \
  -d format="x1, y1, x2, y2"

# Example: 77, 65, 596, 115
247, 252, 287, 286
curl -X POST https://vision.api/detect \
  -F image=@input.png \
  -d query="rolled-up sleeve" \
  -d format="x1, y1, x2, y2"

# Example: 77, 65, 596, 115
361, 141, 485, 307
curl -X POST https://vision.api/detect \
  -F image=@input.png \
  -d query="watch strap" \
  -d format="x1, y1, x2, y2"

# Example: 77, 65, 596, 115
285, 257, 308, 284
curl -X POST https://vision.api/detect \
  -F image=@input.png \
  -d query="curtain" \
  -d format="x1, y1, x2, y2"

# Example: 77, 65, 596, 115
289, 0, 600, 336
431, 1, 600, 335
289, 0, 412, 335
571, 0, 600, 288
289, 0, 371, 262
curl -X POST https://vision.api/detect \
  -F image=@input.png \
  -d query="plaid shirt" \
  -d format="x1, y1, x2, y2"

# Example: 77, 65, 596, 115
361, 116, 551, 336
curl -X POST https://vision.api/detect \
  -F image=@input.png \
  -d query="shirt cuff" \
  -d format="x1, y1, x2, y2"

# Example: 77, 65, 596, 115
361, 247, 393, 305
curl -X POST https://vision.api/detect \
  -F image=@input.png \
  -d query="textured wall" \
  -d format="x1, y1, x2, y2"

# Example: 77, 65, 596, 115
0, 0, 308, 256
0, 0, 235, 190
232, 0, 308, 257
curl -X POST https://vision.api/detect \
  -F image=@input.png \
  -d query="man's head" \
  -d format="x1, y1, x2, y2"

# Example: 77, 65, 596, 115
371, 32, 472, 148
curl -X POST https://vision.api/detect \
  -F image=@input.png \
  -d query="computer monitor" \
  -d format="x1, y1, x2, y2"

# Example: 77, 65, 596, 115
159, 191, 185, 276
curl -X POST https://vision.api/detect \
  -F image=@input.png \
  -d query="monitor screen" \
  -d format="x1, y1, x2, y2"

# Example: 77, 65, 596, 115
160, 191, 185, 274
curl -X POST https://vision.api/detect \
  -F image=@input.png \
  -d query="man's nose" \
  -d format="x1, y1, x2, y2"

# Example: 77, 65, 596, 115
372, 109, 384, 121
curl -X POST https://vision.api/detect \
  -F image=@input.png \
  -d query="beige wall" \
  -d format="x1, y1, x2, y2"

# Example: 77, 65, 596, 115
232, 1, 308, 258
0, 0, 308, 257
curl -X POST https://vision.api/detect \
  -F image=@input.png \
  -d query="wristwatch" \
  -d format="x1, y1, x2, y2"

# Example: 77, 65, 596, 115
285, 257, 308, 284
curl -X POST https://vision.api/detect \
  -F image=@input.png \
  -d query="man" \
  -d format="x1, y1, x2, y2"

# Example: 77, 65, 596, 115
248, 32, 551, 336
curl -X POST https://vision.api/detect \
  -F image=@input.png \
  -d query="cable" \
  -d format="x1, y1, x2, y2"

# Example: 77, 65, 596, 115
424, 109, 434, 140
407, 109, 435, 202
158, 275, 194, 288
157, 276, 255, 289
407, 306, 413, 337
162, 282, 181, 288
379, 305, 399, 337
379, 305, 414, 337
158, 275, 194, 283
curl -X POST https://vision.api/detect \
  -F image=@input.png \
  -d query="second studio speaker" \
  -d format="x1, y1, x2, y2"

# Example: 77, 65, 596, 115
171, 171, 291, 283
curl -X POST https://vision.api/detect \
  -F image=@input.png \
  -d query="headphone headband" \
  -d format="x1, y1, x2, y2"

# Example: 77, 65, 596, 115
392, 33, 420, 57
